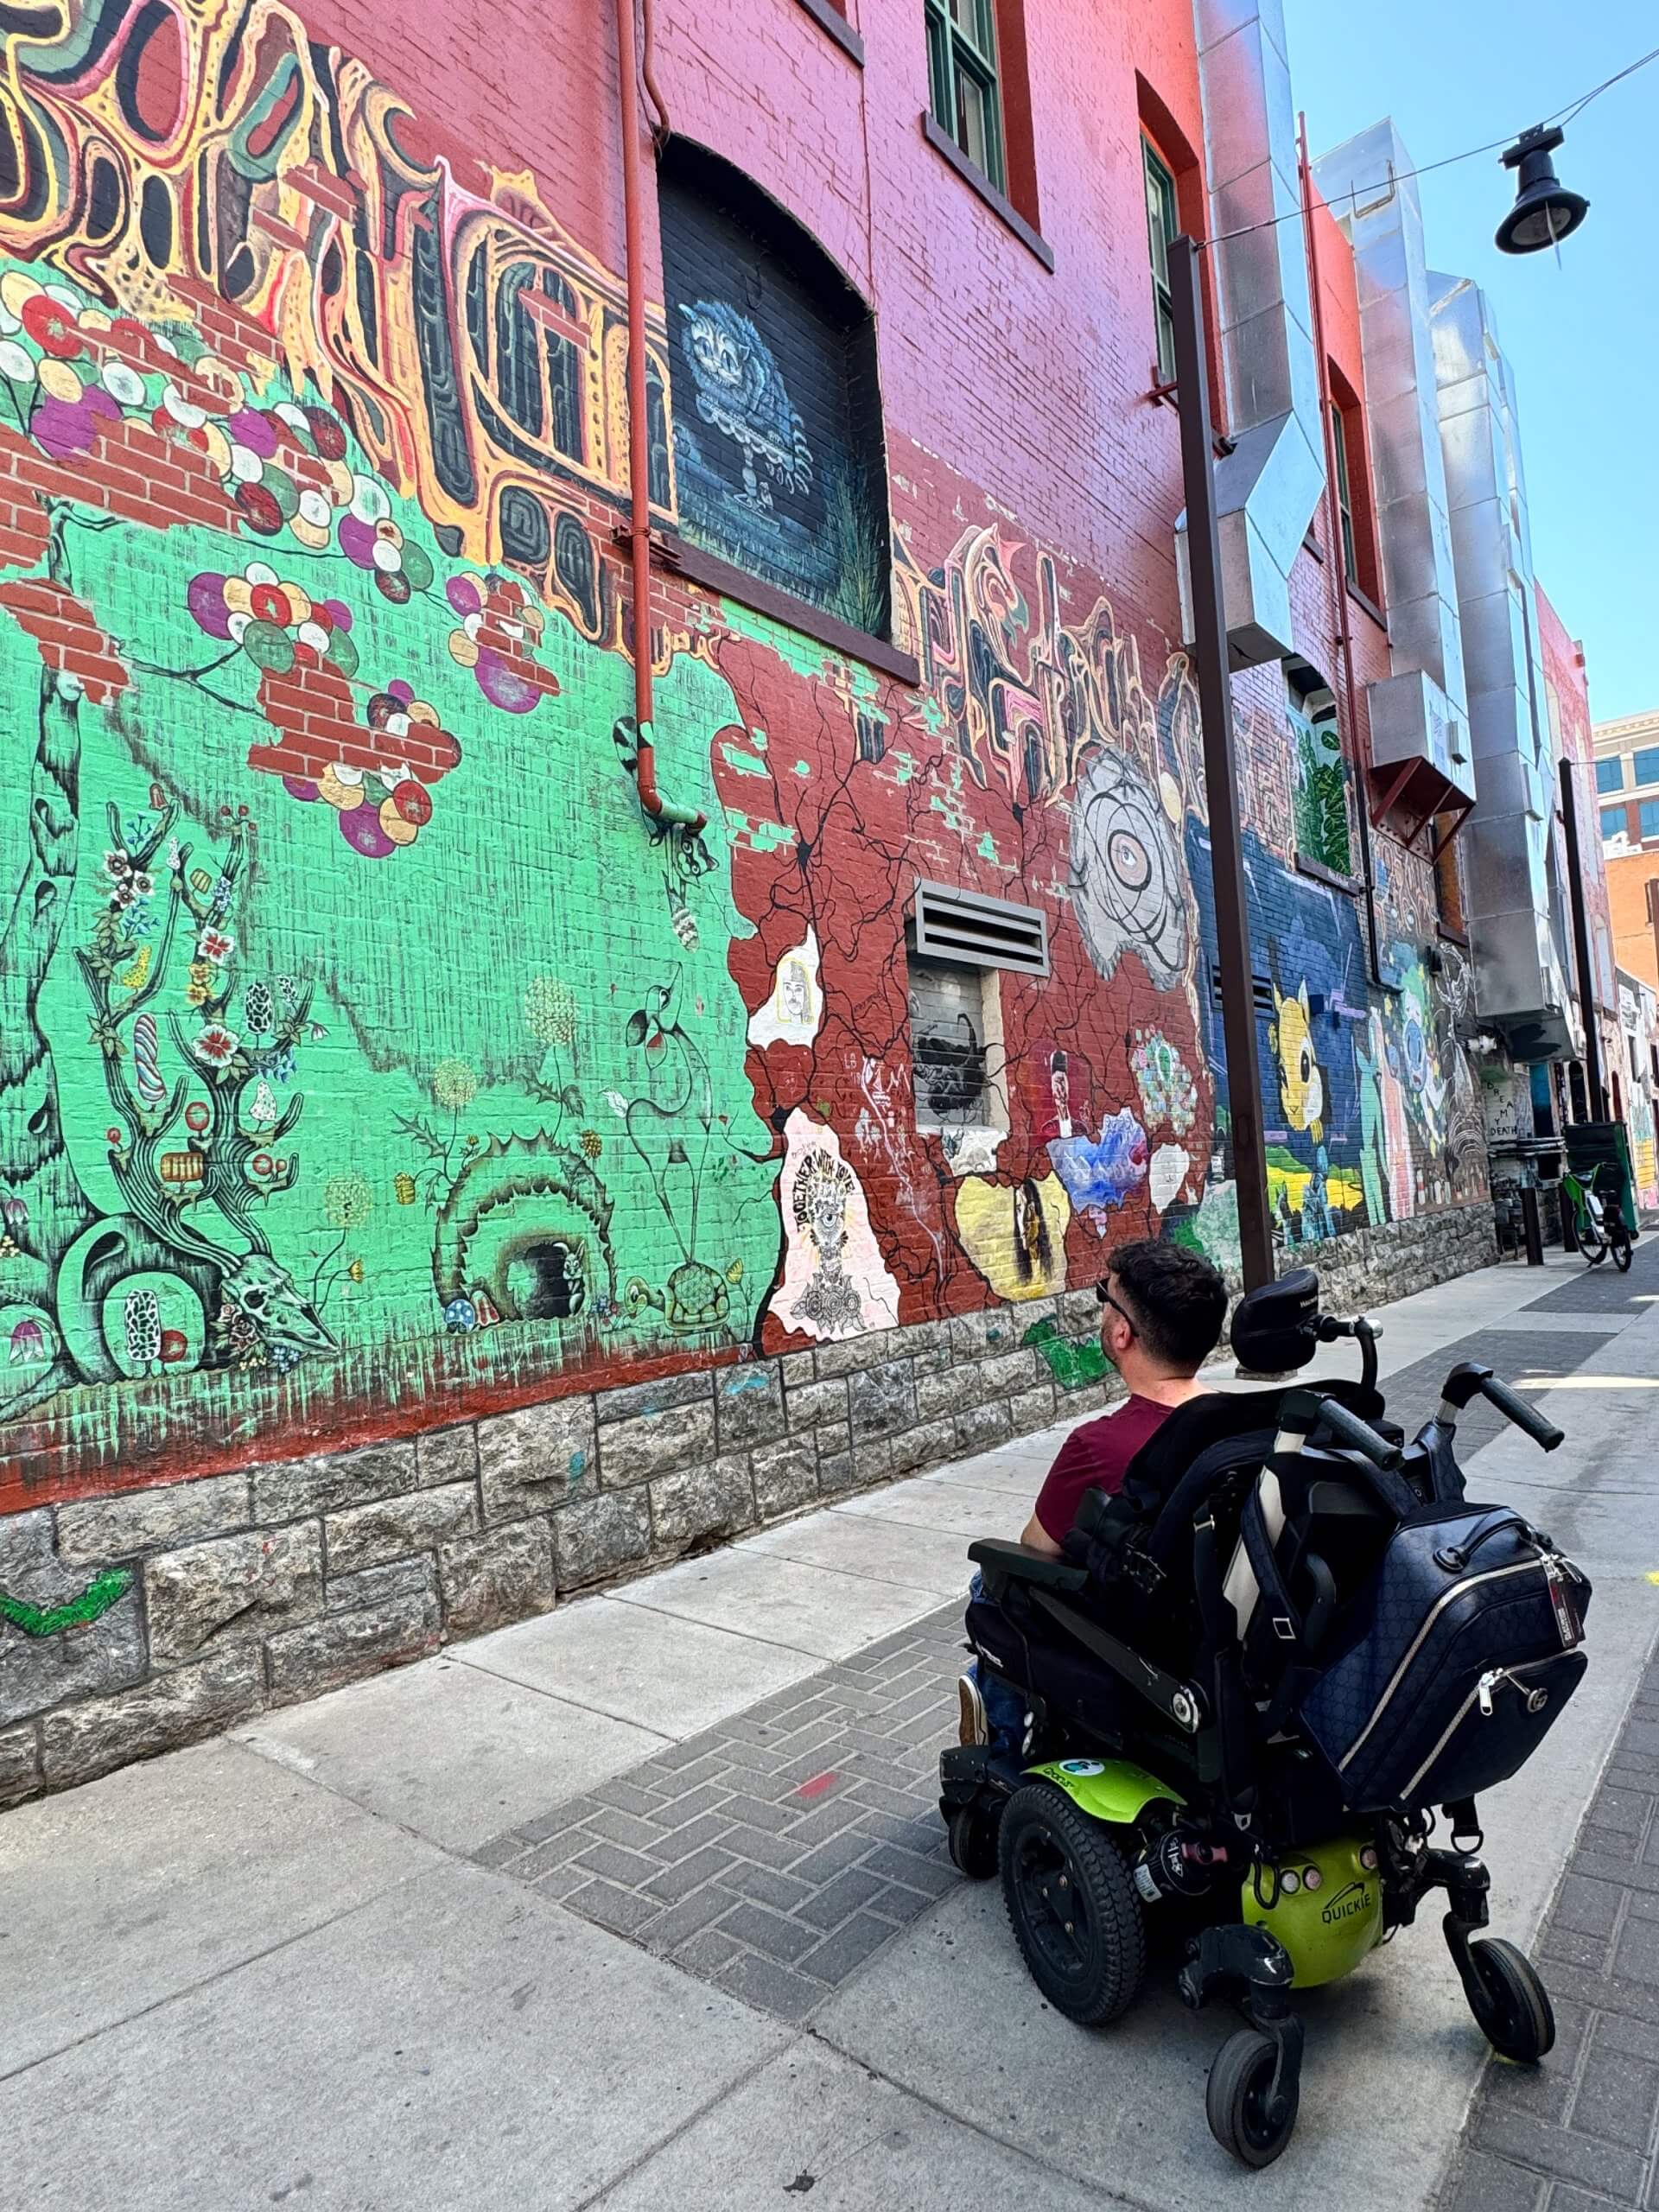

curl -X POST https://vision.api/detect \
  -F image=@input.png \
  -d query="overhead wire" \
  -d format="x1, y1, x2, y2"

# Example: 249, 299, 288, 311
1199, 38, 1659, 251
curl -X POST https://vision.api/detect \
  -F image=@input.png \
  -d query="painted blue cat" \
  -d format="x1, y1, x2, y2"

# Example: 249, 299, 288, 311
678, 299, 813, 509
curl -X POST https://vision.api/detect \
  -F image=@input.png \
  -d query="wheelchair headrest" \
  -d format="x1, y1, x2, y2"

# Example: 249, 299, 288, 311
1230, 1267, 1320, 1373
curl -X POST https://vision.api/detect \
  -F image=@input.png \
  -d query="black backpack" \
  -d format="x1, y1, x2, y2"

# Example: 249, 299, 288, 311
1296, 1502, 1591, 1810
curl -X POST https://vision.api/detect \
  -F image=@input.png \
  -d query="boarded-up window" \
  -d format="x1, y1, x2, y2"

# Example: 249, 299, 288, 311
658, 140, 890, 639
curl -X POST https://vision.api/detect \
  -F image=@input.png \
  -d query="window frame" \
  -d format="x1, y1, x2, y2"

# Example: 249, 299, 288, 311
906, 952, 1010, 1143
1602, 804, 1630, 842
1142, 136, 1179, 387
1596, 756, 1625, 794
1330, 398, 1358, 589
1640, 798, 1659, 842
925, 0, 1006, 196
1634, 746, 1659, 789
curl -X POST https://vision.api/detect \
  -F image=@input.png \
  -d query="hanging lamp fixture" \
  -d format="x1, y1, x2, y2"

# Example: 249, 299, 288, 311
1495, 124, 1589, 255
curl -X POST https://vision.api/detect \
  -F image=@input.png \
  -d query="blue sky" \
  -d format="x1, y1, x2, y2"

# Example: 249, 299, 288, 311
1284, 1, 1658, 724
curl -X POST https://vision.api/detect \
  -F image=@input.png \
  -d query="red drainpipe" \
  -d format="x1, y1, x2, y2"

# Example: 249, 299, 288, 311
613, 0, 705, 836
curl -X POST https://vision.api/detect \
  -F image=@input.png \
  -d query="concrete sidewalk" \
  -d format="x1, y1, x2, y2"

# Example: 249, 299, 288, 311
3, 1246, 1656, 2211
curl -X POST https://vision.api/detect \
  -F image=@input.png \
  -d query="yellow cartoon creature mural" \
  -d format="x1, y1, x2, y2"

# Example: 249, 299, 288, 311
1271, 979, 1325, 1143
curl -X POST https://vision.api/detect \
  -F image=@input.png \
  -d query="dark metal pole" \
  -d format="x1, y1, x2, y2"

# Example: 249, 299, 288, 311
1558, 755, 1607, 1120
1169, 233, 1274, 1292
1520, 1184, 1544, 1267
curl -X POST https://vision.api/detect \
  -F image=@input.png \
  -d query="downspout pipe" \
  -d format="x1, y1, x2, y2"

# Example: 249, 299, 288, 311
613, 0, 705, 838
1300, 114, 1382, 987
1558, 754, 1608, 1120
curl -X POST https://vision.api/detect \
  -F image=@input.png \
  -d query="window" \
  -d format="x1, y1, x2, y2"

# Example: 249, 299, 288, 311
1634, 746, 1659, 788
1287, 666, 1351, 878
907, 878, 1046, 1150
1325, 365, 1380, 604
1330, 401, 1357, 588
1602, 805, 1629, 841
1596, 756, 1625, 793
1641, 800, 1659, 842
1143, 138, 1179, 386
908, 959, 1004, 1135
926, 0, 1004, 193
658, 139, 890, 639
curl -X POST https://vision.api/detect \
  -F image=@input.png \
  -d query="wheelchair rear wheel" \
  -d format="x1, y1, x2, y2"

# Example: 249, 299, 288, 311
999, 1782, 1146, 2025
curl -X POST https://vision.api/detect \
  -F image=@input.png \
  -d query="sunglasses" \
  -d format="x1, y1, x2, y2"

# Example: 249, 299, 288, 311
1094, 1281, 1136, 1336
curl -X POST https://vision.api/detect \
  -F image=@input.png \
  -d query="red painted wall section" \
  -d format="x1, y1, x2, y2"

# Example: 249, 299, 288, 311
0, 0, 1490, 1516
1310, 186, 1362, 397
654, 0, 1205, 626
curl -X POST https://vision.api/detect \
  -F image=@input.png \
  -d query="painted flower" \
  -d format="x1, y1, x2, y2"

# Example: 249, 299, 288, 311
579, 1128, 604, 1160
445, 572, 557, 713
1130, 1027, 1199, 1137
185, 958, 214, 1008
103, 849, 133, 885
197, 927, 234, 964
191, 1022, 240, 1067
524, 974, 579, 1048
188, 562, 358, 679
323, 1173, 374, 1230
431, 1058, 479, 1111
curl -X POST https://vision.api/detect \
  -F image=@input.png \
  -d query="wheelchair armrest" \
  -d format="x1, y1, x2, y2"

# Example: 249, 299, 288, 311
967, 1538, 1089, 1595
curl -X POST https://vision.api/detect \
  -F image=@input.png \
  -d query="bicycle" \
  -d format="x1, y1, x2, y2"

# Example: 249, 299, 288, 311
1561, 1161, 1633, 1272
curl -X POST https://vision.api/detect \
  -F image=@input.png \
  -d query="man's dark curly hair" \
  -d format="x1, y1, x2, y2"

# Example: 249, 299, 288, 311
1103, 1237, 1228, 1370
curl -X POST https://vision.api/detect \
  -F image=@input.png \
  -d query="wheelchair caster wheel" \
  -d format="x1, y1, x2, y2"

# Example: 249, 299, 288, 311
999, 1783, 1146, 2026
946, 1804, 1000, 1881
1466, 1938, 1554, 2063
1206, 2026, 1300, 2168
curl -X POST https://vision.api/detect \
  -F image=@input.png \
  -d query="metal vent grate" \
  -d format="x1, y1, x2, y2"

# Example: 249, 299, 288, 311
1211, 964, 1278, 1017
912, 879, 1050, 976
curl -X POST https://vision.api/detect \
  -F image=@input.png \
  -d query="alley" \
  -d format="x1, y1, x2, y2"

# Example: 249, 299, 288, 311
3, 1244, 1656, 2212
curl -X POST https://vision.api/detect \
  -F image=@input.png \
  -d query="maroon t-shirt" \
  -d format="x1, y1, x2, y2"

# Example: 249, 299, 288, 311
1033, 1395, 1176, 1544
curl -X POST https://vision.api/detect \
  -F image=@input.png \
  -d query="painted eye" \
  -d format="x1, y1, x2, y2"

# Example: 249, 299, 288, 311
1300, 1049, 1312, 1082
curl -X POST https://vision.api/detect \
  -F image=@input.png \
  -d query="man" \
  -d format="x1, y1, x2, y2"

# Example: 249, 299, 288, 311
964, 1238, 1228, 1750
1020, 1238, 1229, 1556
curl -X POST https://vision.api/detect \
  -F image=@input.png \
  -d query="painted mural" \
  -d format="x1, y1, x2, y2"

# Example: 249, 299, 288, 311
658, 154, 890, 638
0, 0, 1485, 1529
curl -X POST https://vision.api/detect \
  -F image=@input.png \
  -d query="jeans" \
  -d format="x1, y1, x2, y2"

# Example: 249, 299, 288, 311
969, 1569, 1027, 1757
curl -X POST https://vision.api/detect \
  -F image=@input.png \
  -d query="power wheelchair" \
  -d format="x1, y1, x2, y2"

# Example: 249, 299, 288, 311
938, 1268, 1587, 2165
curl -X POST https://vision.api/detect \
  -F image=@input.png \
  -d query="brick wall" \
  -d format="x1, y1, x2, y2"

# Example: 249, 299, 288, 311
0, 0, 1496, 1789
1608, 856, 1659, 994
0, 1198, 1495, 1804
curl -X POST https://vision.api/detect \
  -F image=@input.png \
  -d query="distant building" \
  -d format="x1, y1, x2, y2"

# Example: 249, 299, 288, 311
1594, 709, 1659, 991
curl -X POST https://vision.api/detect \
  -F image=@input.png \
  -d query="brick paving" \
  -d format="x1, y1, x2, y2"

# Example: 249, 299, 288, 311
1442, 1643, 1659, 2212
474, 1603, 969, 2019
477, 1273, 1659, 2039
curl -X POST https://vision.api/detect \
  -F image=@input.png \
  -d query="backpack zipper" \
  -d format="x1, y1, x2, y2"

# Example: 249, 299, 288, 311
1403, 1658, 1562, 1798
1336, 1560, 1538, 1773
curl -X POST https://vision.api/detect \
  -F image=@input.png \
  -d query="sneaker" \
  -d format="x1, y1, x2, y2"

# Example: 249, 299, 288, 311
957, 1670, 988, 1746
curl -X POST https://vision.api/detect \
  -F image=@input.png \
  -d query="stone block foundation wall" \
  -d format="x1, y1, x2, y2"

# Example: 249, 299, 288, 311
0, 1203, 1495, 1808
